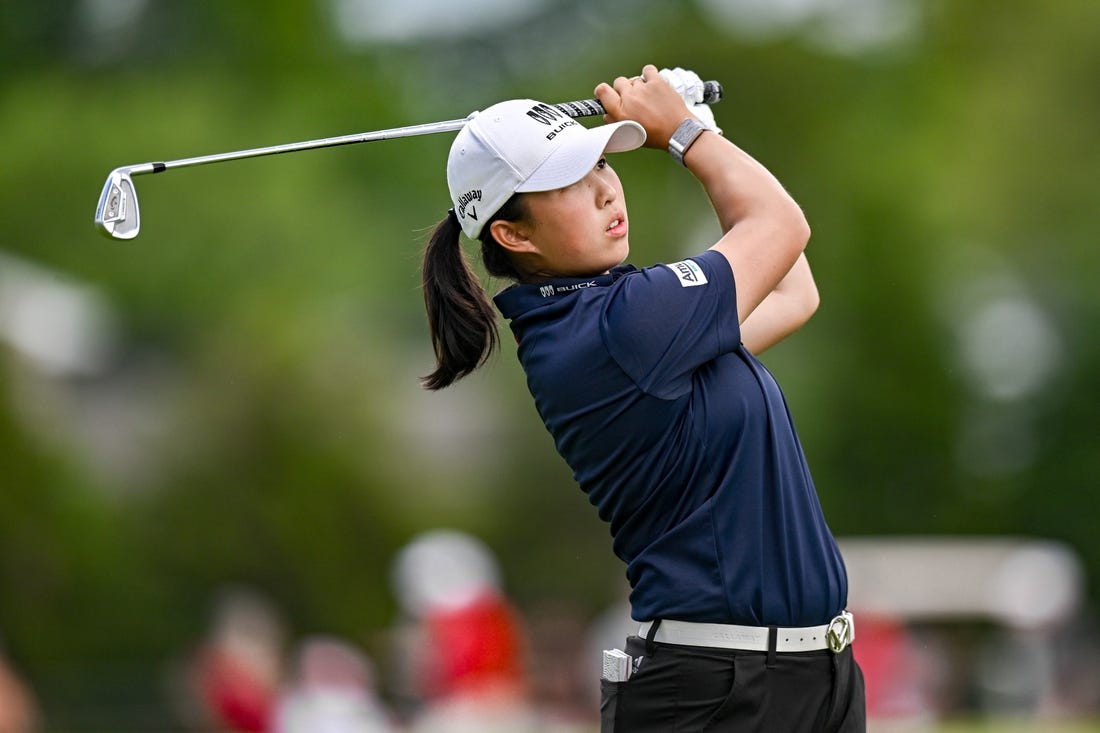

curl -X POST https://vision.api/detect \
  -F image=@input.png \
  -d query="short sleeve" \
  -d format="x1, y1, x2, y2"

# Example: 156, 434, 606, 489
601, 250, 740, 399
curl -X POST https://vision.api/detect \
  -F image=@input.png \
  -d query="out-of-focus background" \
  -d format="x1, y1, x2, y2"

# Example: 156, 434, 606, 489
2, 1, 1099, 731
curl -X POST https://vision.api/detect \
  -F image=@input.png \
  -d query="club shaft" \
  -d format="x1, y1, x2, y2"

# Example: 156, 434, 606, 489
95, 81, 722, 239
120, 83, 721, 176
125, 102, 587, 176
125, 116, 475, 176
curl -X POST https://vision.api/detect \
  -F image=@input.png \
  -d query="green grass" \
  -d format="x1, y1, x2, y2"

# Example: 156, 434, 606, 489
928, 721, 1100, 733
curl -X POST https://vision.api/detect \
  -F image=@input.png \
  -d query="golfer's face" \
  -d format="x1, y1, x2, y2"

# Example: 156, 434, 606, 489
521, 158, 630, 278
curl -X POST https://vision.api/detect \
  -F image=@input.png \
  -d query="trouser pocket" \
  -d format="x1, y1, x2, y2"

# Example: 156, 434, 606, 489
600, 679, 625, 732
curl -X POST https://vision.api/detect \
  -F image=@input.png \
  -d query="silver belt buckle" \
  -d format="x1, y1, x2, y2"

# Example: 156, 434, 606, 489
825, 611, 854, 653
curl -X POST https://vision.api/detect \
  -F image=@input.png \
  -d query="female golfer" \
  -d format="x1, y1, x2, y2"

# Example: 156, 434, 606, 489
420, 64, 865, 732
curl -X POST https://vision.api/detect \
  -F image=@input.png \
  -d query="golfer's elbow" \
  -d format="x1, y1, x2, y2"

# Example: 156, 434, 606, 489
794, 250, 820, 325
800, 275, 820, 322
756, 195, 810, 262
784, 250, 820, 328
796, 212, 815, 320
786, 201, 812, 254
778, 276, 819, 341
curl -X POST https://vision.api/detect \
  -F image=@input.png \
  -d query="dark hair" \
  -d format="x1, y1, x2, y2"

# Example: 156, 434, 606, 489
420, 195, 527, 390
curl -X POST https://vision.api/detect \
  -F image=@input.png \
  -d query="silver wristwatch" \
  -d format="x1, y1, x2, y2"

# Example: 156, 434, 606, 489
668, 117, 708, 166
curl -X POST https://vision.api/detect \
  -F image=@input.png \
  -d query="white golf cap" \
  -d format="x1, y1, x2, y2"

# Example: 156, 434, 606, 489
447, 99, 646, 239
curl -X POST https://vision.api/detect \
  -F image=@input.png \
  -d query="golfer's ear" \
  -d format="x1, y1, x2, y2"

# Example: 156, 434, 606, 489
490, 219, 538, 255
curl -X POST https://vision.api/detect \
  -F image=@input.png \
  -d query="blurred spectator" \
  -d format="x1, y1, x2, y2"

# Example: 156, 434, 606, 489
390, 529, 538, 732
191, 586, 287, 732
274, 635, 396, 733
0, 642, 37, 733
852, 614, 935, 730
420, 591, 525, 700
525, 601, 601, 730
1047, 613, 1100, 716
974, 628, 1052, 716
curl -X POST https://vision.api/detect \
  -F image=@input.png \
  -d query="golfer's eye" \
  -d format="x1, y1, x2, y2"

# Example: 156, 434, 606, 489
595, 157, 608, 170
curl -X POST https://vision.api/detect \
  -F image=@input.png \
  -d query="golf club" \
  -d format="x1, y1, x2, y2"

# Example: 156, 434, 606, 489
93, 82, 722, 240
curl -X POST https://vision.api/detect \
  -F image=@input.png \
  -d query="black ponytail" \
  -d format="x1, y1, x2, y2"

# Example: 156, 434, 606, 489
420, 198, 526, 390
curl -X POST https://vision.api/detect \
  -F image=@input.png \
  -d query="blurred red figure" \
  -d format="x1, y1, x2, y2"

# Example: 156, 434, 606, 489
852, 614, 932, 724
420, 591, 525, 701
274, 635, 396, 733
196, 646, 276, 732
392, 530, 538, 732
192, 587, 286, 733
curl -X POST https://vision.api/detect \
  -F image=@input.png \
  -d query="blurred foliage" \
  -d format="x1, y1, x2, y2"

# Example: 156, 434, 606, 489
1, 0, 1099, 727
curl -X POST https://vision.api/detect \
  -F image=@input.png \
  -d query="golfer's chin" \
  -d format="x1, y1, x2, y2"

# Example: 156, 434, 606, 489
605, 238, 630, 270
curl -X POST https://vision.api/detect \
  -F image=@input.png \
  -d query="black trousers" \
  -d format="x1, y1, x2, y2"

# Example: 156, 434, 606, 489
601, 634, 866, 732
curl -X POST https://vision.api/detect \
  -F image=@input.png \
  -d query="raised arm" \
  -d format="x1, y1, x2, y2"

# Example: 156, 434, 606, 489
596, 65, 812, 336
738, 253, 819, 354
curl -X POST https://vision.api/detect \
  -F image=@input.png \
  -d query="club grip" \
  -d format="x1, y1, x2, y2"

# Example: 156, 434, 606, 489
553, 80, 723, 119
701, 80, 723, 104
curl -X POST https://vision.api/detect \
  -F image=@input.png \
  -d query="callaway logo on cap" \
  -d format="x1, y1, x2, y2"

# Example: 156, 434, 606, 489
447, 99, 646, 239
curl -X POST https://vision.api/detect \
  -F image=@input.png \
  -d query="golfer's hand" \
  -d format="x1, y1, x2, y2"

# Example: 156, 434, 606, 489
595, 64, 692, 150
659, 66, 721, 133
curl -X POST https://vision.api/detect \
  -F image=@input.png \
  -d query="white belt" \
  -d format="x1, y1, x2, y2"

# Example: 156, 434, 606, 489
638, 611, 855, 654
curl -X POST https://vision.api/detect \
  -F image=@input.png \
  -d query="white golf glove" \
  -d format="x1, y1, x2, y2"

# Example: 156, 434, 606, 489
659, 67, 721, 133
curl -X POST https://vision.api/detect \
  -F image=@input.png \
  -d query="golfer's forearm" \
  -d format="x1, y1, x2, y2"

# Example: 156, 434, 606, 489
739, 254, 819, 354
688, 132, 810, 323
686, 132, 808, 239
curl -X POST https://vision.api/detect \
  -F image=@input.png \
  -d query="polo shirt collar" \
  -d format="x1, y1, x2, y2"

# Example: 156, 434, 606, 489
494, 265, 638, 319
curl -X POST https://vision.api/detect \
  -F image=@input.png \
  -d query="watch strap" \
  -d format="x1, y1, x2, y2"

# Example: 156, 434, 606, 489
668, 117, 708, 165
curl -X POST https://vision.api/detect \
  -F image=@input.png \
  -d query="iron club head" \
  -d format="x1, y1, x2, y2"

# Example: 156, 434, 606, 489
94, 169, 140, 240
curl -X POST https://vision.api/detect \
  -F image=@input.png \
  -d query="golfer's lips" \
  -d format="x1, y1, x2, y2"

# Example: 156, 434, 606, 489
606, 213, 627, 236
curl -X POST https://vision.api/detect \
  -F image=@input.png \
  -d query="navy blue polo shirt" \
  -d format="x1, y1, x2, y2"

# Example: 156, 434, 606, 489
493, 250, 847, 628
